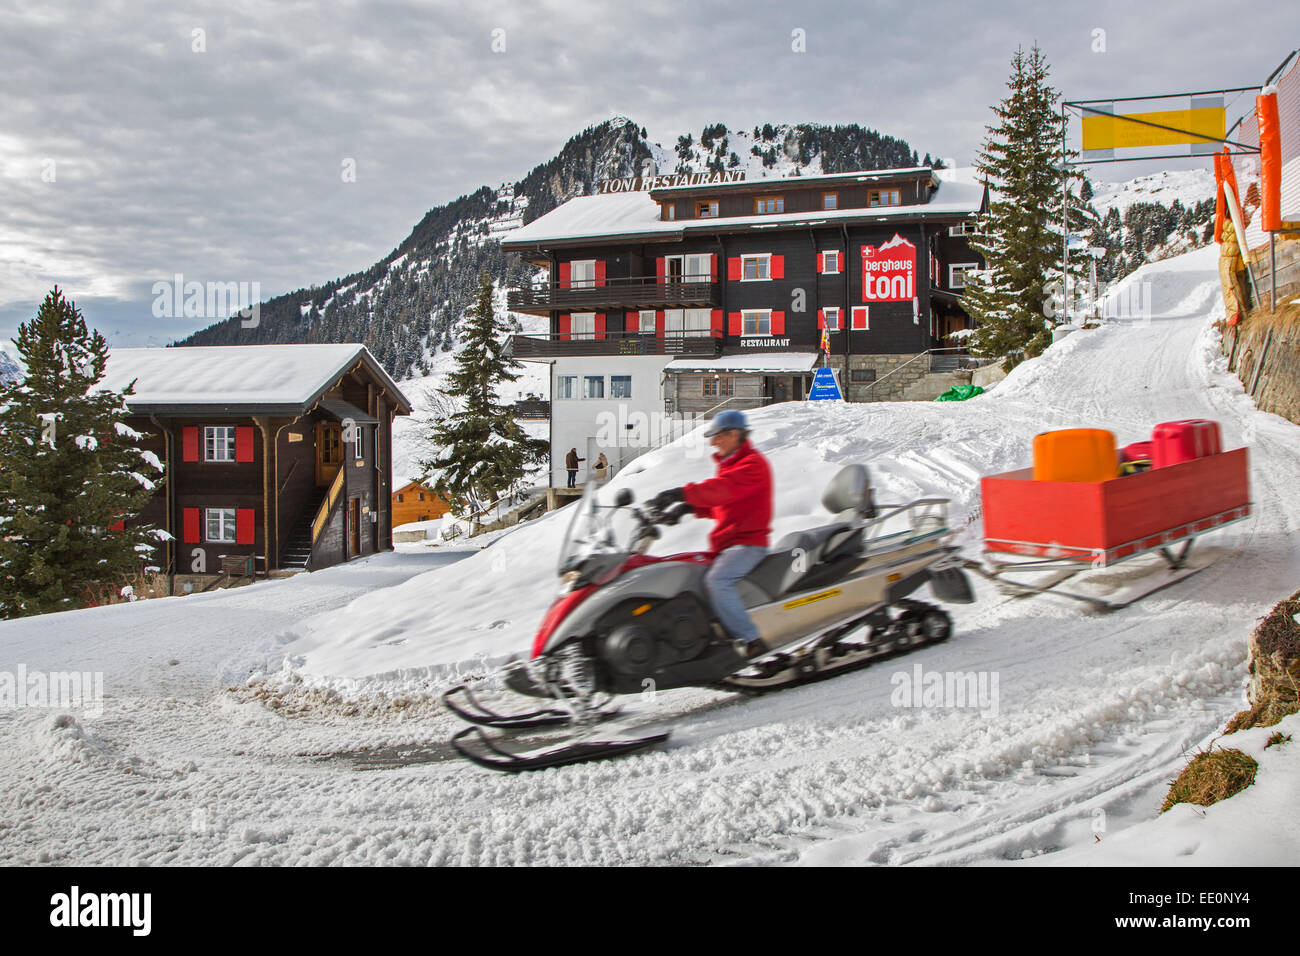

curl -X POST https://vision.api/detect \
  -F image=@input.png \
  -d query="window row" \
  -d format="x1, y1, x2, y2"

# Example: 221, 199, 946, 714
562, 247, 972, 284
660, 190, 865, 220
555, 375, 634, 400
181, 506, 255, 544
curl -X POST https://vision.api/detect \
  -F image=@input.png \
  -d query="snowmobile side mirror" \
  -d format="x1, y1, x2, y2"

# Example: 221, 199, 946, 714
614, 488, 634, 507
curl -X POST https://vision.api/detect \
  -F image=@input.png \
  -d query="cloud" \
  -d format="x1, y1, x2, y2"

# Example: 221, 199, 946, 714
1, 0, 1295, 345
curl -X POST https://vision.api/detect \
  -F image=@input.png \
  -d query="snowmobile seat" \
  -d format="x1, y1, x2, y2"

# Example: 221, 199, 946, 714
743, 523, 853, 599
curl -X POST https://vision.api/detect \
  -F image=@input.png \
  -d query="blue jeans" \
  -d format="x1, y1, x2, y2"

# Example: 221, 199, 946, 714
705, 545, 767, 644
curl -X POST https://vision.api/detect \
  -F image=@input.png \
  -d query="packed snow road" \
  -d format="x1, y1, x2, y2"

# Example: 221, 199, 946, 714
2, 246, 1297, 865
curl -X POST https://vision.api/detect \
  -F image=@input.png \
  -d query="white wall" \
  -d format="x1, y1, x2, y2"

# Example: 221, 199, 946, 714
550, 354, 674, 486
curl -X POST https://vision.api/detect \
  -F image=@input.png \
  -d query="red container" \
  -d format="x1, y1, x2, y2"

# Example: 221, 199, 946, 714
1151, 420, 1222, 468
981, 448, 1250, 565
1121, 441, 1152, 463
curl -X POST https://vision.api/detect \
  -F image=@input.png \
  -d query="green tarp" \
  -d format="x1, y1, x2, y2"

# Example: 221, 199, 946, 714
934, 384, 985, 402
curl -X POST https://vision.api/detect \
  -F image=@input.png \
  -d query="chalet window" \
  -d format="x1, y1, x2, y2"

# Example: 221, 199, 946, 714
663, 203, 676, 221
949, 222, 974, 237
570, 260, 596, 289
684, 253, 711, 281
821, 250, 841, 274
396, 493, 404, 503
611, 375, 632, 399
868, 188, 901, 207
754, 196, 784, 214
352, 427, 364, 463
319, 423, 343, 466
637, 310, 656, 333
696, 200, 719, 218
949, 263, 979, 289
556, 375, 577, 399
418, 492, 425, 501
742, 310, 771, 336
664, 309, 711, 338
204, 426, 236, 462
703, 376, 735, 397
205, 507, 236, 543
823, 307, 841, 331
570, 312, 596, 340
741, 255, 771, 281
850, 368, 877, 383
822, 192, 838, 210
583, 376, 604, 399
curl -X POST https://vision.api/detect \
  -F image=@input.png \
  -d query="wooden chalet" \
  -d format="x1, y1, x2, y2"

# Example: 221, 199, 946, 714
392, 480, 450, 527
100, 344, 413, 580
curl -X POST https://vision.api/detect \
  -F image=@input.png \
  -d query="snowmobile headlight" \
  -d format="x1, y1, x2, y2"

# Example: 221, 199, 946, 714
559, 569, 583, 593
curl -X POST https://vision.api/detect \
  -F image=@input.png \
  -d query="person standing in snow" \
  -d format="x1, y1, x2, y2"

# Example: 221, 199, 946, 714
650, 410, 772, 658
565, 447, 585, 488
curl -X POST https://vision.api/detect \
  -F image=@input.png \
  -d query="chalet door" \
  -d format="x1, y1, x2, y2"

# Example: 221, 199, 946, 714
316, 421, 343, 486
664, 256, 684, 282
348, 498, 361, 557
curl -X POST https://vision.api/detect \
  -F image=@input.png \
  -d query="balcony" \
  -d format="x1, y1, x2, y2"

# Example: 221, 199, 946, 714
508, 331, 722, 358
507, 276, 719, 315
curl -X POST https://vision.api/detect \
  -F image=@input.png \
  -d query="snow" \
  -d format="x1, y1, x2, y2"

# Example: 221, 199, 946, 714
99, 344, 408, 408
3, 244, 1299, 865
1090, 169, 1215, 218
503, 174, 983, 247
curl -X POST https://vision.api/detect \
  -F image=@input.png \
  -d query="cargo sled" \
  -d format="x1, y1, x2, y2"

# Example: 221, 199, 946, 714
969, 420, 1251, 610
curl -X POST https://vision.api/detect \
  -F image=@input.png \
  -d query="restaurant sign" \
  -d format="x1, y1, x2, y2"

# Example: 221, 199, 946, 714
598, 170, 746, 194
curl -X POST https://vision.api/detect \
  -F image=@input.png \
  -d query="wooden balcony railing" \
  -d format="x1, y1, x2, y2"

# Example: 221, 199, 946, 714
508, 331, 721, 358
507, 276, 719, 314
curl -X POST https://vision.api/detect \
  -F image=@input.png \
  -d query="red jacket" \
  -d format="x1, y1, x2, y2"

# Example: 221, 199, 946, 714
683, 440, 773, 553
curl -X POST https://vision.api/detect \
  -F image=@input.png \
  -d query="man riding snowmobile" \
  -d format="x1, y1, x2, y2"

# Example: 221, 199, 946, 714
650, 409, 773, 660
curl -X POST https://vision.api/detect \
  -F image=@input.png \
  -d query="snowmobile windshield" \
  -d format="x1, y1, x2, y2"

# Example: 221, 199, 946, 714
557, 482, 620, 575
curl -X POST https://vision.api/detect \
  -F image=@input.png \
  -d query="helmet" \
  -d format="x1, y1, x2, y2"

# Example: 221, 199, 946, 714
704, 409, 749, 436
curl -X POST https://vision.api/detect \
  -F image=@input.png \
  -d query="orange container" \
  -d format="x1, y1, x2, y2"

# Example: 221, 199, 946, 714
1032, 429, 1118, 483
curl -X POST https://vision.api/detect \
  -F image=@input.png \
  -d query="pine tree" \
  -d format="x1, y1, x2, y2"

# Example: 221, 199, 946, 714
964, 45, 1092, 365
0, 288, 166, 618
419, 274, 547, 521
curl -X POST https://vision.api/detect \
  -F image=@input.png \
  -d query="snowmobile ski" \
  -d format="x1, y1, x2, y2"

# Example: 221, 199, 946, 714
450, 725, 670, 773
442, 683, 620, 730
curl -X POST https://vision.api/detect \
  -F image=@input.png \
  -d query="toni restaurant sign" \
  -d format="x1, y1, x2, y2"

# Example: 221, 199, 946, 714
861, 234, 916, 302
598, 170, 746, 194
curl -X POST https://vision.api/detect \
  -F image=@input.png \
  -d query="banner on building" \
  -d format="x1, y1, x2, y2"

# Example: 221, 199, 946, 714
861, 234, 916, 303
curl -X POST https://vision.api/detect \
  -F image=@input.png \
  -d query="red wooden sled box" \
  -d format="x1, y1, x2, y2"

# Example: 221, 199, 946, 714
981, 447, 1251, 563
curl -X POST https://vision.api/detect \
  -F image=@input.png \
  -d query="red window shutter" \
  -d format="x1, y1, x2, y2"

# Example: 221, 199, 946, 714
852, 307, 869, 330
771, 255, 785, 279
594, 313, 606, 339
709, 253, 718, 280
235, 426, 254, 463
817, 309, 826, 330
108, 518, 125, 532
594, 260, 606, 287
558, 314, 571, 340
728, 312, 743, 336
727, 257, 741, 281
656, 257, 665, 281
236, 508, 255, 545
817, 252, 825, 274
655, 311, 665, 335
771, 311, 785, 335
182, 426, 199, 462
183, 508, 200, 543
710, 309, 723, 335
626, 311, 639, 332
558, 262, 571, 289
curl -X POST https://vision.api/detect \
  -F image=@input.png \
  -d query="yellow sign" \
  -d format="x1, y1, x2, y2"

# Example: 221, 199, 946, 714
784, 587, 841, 610
1082, 107, 1225, 150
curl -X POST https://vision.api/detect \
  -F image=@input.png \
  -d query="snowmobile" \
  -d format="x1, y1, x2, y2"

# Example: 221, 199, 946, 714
445, 464, 974, 772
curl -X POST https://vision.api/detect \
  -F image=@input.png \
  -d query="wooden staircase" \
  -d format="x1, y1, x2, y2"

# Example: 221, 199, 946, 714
280, 487, 327, 571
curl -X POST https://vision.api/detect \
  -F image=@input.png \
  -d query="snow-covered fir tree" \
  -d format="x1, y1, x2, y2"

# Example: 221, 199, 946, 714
0, 288, 166, 618
964, 45, 1094, 364
419, 274, 547, 519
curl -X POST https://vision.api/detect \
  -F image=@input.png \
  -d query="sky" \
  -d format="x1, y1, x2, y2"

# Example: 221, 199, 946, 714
1, 0, 1296, 350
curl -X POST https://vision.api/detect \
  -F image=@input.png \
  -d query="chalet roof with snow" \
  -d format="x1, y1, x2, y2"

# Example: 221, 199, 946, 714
100, 344, 413, 417
502, 167, 987, 250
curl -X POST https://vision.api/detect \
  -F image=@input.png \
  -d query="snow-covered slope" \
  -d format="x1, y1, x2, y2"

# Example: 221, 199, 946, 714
1090, 168, 1215, 219
3, 244, 1297, 866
